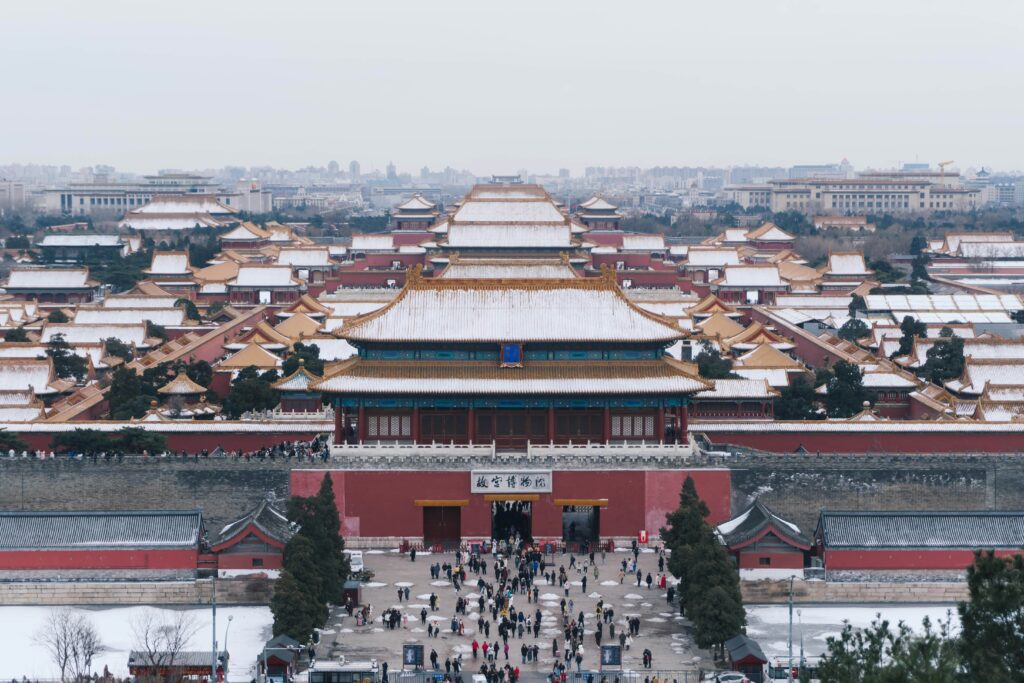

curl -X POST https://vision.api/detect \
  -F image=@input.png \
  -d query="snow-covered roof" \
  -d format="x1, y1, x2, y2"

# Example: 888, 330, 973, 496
713, 265, 784, 288
732, 368, 795, 388
299, 337, 358, 362
148, 251, 191, 275
620, 234, 666, 251
275, 248, 333, 267
395, 194, 436, 211
6, 268, 94, 289
864, 294, 1022, 313
230, 266, 299, 288
41, 323, 148, 347
686, 248, 741, 267
132, 195, 236, 215
350, 234, 396, 251
342, 274, 683, 344
157, 373, 208, 395
0, 361, 56, 395
103, 296, 179, 309
957, 242, 1024, 259
579, 197, 617, 211
746, 222, 795, 242
220, 223, 269, 241
439, 259, 577, 280
825, 252, 872, 276
313, 359, 708, 395
696, 378, 777, 399
38, 234, 122, 247
445, 224, 574, 248
74, 308, 186, 327
119, 214, 228, 231
452, 200, 565, 223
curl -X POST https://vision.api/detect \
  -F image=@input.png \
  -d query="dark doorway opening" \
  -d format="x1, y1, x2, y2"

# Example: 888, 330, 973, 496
423, 506, 461, 548
562, 506, 600, 544
491, 500, 532, 542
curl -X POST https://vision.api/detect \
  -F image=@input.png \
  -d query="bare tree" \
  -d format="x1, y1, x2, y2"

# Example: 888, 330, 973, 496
131, 609, 199, 683
35, 608, 104, 682
70, 615, 104, 681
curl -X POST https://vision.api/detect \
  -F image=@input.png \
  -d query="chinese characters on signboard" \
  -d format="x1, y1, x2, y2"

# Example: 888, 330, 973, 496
471, 470, 552, 493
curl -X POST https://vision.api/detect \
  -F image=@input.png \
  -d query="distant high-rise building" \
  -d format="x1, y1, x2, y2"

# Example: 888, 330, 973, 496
420, 166, 431, 180
386, 161, 398, 181
328, 160, 340, 175
349, 160, 361, 180
559, 168, 570, 178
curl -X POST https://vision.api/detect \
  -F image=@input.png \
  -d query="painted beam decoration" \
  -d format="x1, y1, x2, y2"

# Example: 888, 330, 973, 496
471, 470, 552, 493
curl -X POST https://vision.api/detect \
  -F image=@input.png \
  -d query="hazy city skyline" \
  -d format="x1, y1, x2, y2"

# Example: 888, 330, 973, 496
3, 0, 1022, 174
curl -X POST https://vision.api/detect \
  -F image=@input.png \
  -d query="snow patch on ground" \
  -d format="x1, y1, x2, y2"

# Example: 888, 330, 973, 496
431, 580, 451, 586
540, 593, 559, 600
0, 605, 271, 682
600, 580, 618, 586
624, 593, 643, 599
394, 581, 414, 587
587, 592, 602, 599
363, 581, 388, 588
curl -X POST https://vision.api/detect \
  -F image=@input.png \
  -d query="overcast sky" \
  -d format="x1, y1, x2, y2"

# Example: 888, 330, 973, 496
3, 0, 1022, 175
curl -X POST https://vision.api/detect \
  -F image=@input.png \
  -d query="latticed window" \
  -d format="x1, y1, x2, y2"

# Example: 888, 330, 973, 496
612, 413, 655, 438
366, 413, 411, 438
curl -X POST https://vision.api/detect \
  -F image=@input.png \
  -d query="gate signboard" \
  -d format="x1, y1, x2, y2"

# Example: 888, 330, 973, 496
471, 470, 552, 493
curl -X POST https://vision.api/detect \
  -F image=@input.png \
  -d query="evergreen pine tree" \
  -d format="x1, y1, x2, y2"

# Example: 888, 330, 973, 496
958, 550, 1024, 679
270, 570, 323, 641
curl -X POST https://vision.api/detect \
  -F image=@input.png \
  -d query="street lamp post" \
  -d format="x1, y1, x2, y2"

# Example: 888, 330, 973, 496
224, 615, 234, 679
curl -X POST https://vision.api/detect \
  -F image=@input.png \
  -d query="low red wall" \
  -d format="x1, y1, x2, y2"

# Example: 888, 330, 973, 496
824, 548, 1021, 570
291, 468, 731, 541
738, 551, 803, 569
0, 548, 198, 570
4, 428, 326, 453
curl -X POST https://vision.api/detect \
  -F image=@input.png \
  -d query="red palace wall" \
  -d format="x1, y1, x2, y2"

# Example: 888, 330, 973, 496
216, 553, 284, 570
290, 468, 731, 541
737, 550, 804, 569
824, 548, 1021, 571
0, 548, 198, 570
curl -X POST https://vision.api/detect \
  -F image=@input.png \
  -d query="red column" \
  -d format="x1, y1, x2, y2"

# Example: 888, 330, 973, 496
412, 406, 420, 443
602, 407, 611, 444
334, 406, 343, 445
680, 405, 689, 441
467, 407, 476, 444
357, 405, 366, 442
656, 407, 665, 443
547, 406, 556, 443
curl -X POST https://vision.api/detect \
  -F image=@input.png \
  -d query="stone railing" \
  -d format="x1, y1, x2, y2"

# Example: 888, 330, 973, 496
329, 439, 694, 470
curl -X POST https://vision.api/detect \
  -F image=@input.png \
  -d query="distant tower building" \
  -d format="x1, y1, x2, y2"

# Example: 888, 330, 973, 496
349, 160, 361, 180
577, 196, 623, 231
420, 166, 431, 180
386, 161, 398, 181
559, 168, 570, 179
328, 160, 340, 175
391, 194, 439, 231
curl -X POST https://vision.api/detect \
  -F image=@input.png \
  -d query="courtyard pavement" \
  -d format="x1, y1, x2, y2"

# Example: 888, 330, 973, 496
315, 548, 713, 679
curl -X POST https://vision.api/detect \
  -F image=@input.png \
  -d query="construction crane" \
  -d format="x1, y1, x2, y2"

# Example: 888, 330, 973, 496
938, 160, 954, 183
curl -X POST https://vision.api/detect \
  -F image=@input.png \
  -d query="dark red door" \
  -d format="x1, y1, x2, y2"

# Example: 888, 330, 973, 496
423, 506, 462, 547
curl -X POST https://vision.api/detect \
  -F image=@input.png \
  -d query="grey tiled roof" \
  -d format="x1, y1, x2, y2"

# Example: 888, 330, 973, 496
817, 510, 1024, 549
0, 510, 202, 549
717, 499, 811, 550
213, 499, 293, 547
129, 651, 227, 669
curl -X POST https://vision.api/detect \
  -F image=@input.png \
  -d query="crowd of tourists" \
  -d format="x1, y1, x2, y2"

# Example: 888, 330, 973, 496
359, 540, 672, 683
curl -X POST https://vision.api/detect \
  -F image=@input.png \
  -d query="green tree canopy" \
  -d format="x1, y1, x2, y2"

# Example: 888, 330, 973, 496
51, 428, 114, 454
847, 294, 867, 317
281, 343, 324, 377
774, 375, 821, 421
0, 429, 29, 453
103, 337, 134, 362
920, 335, 965, 384
4, 327, 29, 342
892, 316, 927, 358
46, 333, 88, 381
115, 427, 166, 454
837, 318, 870, 342
223, 366, 279, 418
695, 343, 739, 380
825, 361, 868, 418
47, 309, 70, 323
174, 298, 201, 322
958, 551, 1024, 679
270, 570, 323, 642
817, 615, 958, 683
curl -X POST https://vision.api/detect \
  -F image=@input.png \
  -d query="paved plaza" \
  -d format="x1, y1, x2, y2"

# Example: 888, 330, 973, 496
316, 548, 714, 680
